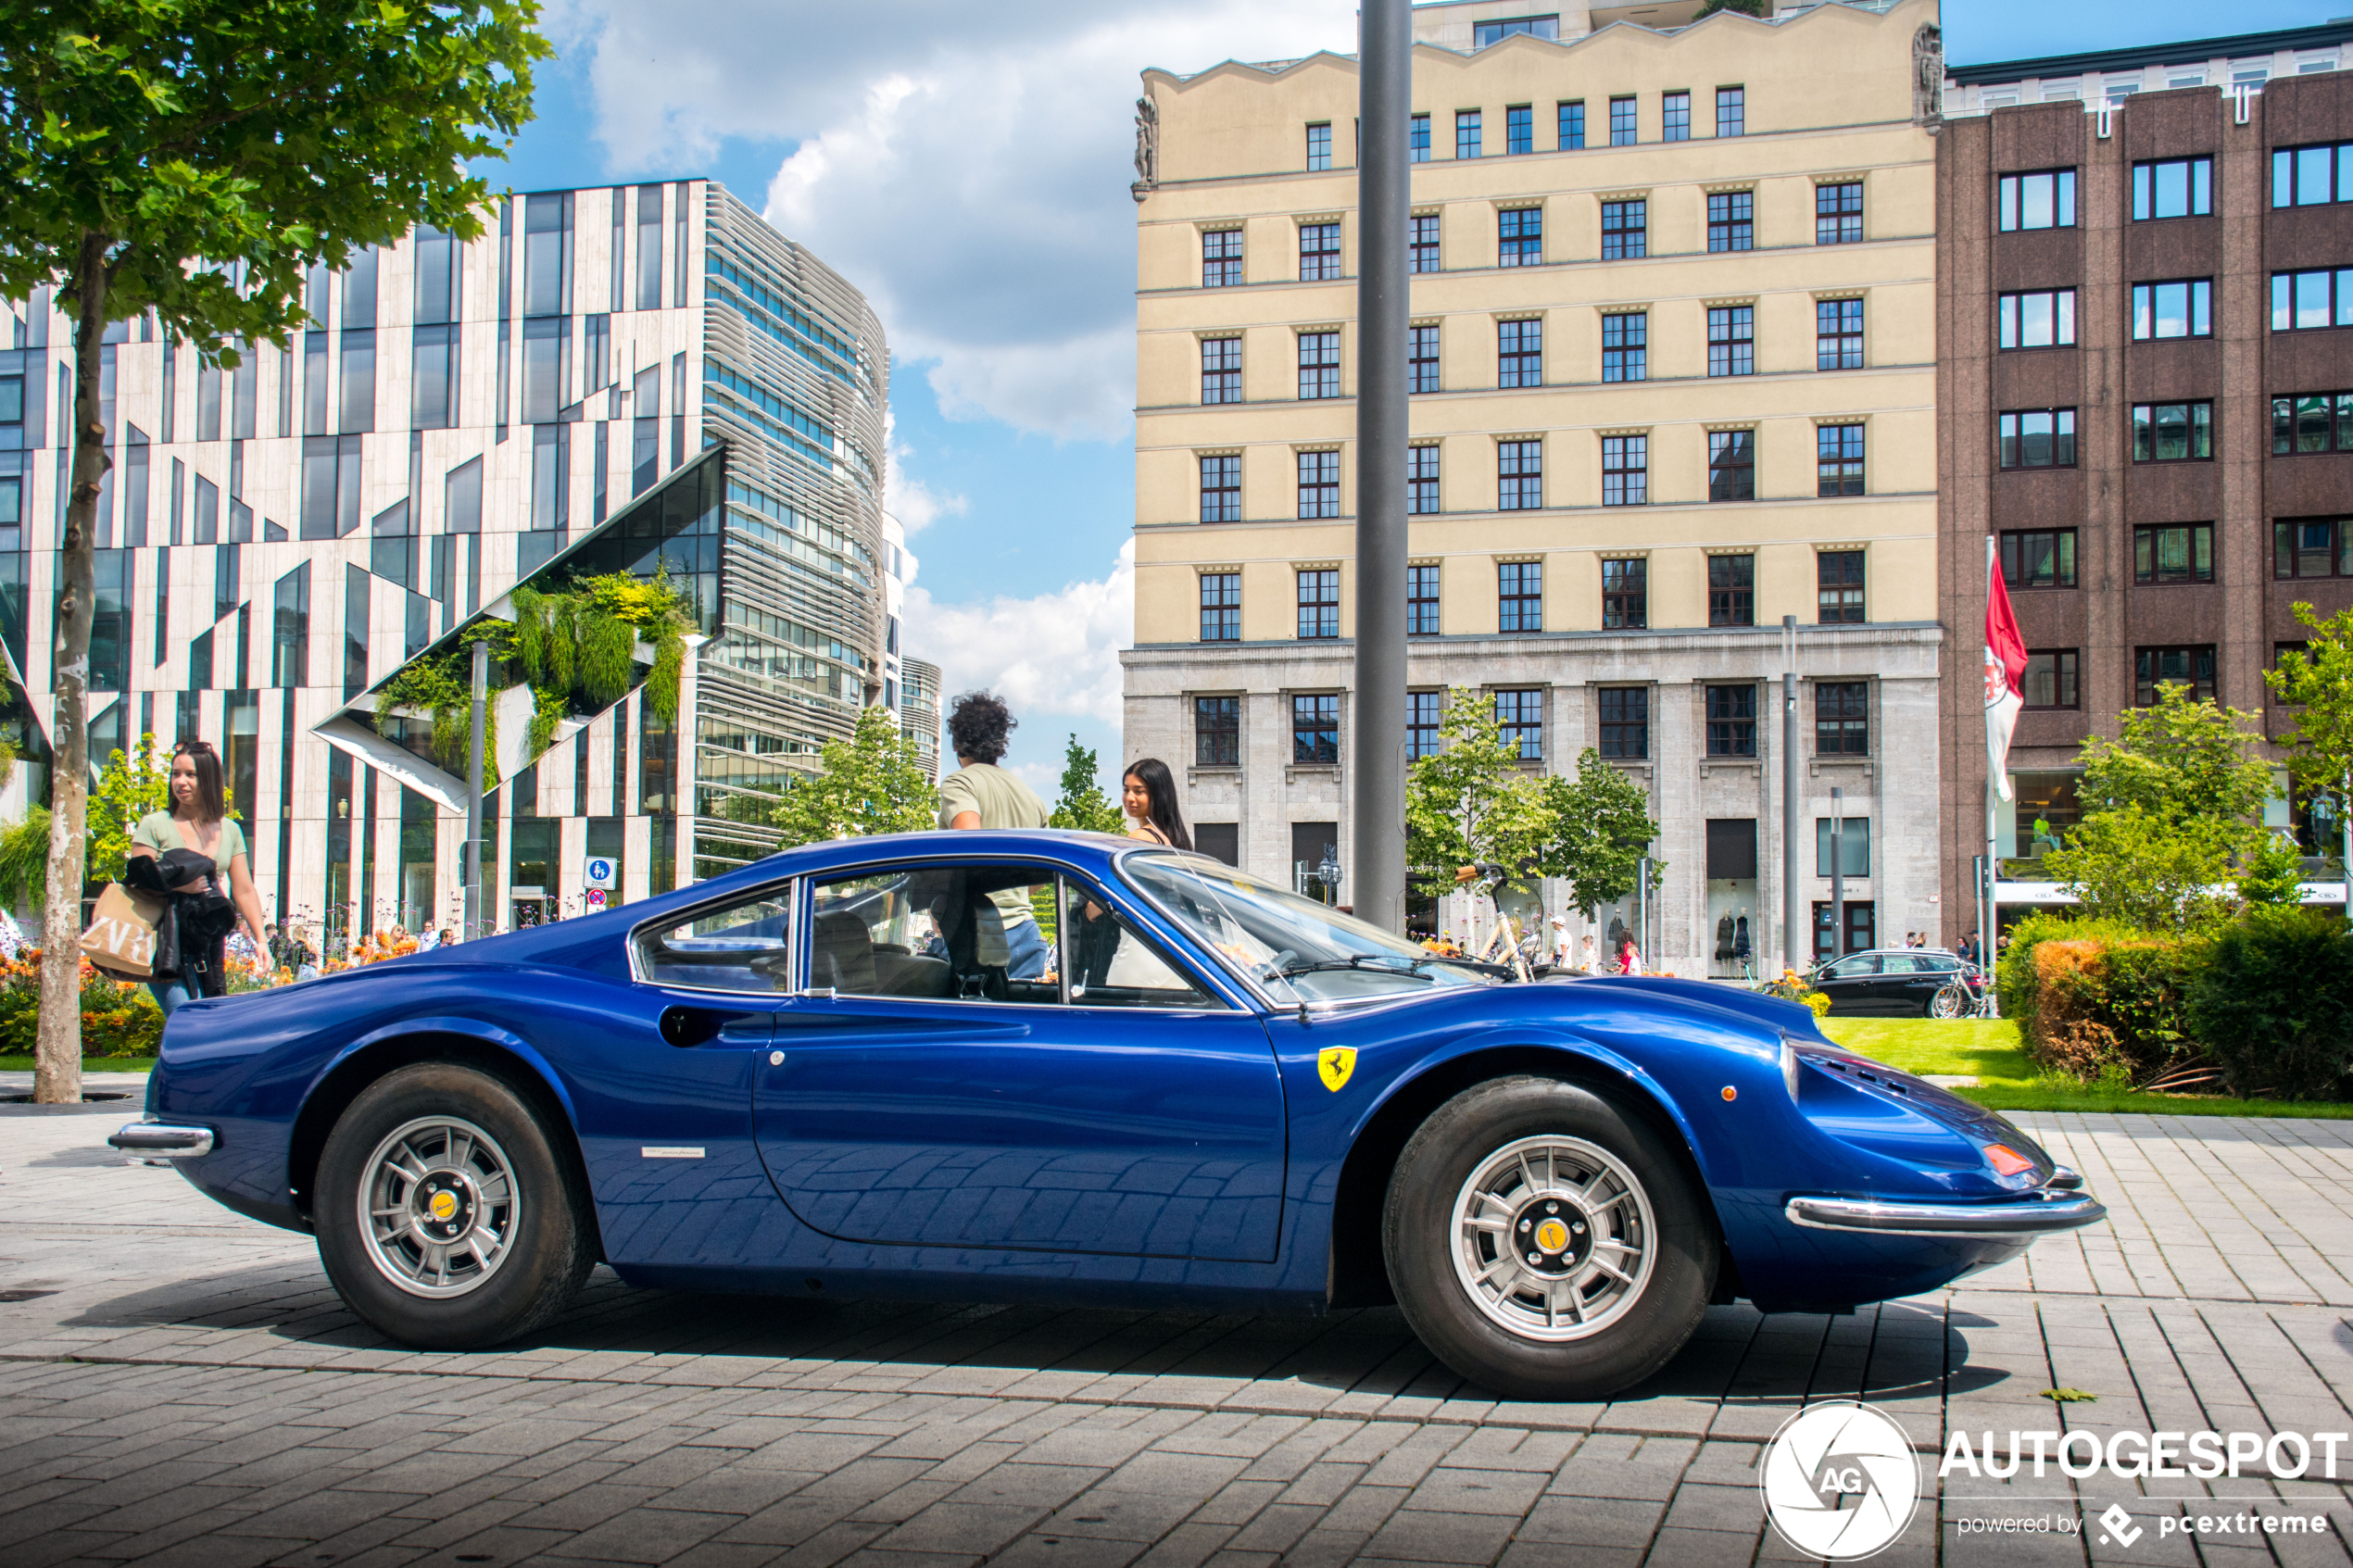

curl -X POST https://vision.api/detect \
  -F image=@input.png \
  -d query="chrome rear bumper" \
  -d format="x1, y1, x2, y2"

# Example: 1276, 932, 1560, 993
109, 1121, 215, 1160
1786, 1180, 2106, 1238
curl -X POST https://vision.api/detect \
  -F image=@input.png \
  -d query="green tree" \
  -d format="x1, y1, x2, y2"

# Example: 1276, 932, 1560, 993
88, 734, 172, 879
1539, 749, 1664, 916
1695, 0, 1771, 15
1048, 734, 1124, 833
768, 706, 939, 848
1, 0, 547, 1101
2043, 683, 2277, 932
1404, 688, 1556, 882
2266, 600, 2353, 866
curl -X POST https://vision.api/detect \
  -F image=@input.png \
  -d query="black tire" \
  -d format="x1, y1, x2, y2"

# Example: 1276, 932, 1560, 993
315, 1061, 593, 1349
1382, 1074, 1716, 1399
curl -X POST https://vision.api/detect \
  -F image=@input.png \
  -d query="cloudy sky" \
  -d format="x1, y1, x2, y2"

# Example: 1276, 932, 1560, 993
497, 0, 2325, 795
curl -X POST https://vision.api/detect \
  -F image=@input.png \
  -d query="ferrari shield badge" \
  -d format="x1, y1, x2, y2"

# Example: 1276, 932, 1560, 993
1317, 1047, 1356, 1092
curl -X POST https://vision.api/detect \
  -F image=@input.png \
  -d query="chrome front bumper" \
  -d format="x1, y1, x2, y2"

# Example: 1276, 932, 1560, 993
109, 1121, 215, 1160
1786, 1173, 2107, 1238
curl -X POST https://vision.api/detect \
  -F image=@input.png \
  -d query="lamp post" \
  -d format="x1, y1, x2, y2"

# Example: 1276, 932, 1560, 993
1830, 785, 1844, 959
464, 638, 487, 941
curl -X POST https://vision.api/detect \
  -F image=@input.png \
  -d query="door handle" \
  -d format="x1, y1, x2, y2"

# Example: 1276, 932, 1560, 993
660, 1006, 765, 1047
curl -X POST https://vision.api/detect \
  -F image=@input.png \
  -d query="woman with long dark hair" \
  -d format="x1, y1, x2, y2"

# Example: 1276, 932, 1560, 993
1120, 758, 1191, 851
128, 738, 270, 1014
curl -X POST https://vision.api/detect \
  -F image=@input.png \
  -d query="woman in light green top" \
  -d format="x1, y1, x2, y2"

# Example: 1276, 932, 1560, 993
130, 739, 270, 1014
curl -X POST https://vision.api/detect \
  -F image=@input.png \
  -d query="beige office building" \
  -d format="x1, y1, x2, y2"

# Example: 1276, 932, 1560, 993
1121, 0, 1949, 972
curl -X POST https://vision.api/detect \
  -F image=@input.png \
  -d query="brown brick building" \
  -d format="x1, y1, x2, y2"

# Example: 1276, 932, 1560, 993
1937, 25, 2353, 937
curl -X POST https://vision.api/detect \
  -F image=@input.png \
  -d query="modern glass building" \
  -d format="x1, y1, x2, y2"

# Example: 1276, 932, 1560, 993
0, 180, 888, 947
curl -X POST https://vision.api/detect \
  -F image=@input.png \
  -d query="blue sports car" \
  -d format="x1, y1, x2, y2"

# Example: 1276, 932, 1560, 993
113, 831, 2105, 1399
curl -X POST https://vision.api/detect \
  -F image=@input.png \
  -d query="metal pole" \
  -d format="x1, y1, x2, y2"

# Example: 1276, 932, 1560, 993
1830, 785, 1844, 958
1973, 853, 1986, 972
465, 639, 486, 941
1782, 615, 1805, 972
1984, 779, 1999, 1006
1352, 0, 1411, 934
2341, 767, 2349, 918
1636, 855, 1650, 972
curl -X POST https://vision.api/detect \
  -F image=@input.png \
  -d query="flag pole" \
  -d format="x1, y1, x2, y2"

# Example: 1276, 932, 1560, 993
1984, 534, 2000, 1013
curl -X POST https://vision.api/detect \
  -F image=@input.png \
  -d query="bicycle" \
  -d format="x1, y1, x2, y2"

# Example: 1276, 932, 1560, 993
1455, 861, 1535, 983
1931, 970, 1998, 1019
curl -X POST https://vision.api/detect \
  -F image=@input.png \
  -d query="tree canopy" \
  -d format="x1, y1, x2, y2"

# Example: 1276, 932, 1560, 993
1048, 734, 1123, 834
768, 706, 938, 848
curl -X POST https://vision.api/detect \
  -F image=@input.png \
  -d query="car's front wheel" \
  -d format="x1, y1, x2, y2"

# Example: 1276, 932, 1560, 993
1383, 1075, 1716, 1399
315, 1062, 594, 1349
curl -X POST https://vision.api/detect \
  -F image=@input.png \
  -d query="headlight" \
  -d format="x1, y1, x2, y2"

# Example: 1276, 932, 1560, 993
1780, 1035, 1803, 1102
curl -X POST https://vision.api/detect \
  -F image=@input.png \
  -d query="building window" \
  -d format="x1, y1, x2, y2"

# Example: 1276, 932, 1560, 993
1998, 288, 2077, 348
1818, 298, 1865, 368
1408, 446, 1441, 515
1816, 682, 1868, 754
1499, 439, 1543, 509
1818, 550, 1865, 622
1499, 318, 1543, 387
1408, 691, 1442, 759
1410, 214, 1441, 273
1705, 306, 1754, 376
1706, 191, 1753, 252
1196, 696, 1240, 765
1298, 331, 1340, 399
1814, 819, 1871, 880
1602, 434, 1646, 507
1609, 95, 1637, 145
1716, 86, 1744, 138
1662, 91, 1690, 143
1293, 451, 1340, 521
2271, 269, 2353, 330
1559, 100, 1585, 150
1998, 169, 2078, 231
1199, 454, 1240, 522
2023, 650, 2081, 709
2133, 523, 2215, 584
1297, 568, 1340, 637
2272, 392, 2353, 452
1506, 105, 1534, 156
2274, 142, 2353, 206
2135, 646, 2216, 704
1602, 311, 1646, 382
1405, 325, 1442, 395
1457, 110, 1482, 159
1817, 424, 1865, 496
1708, 430, 1755, 502
1498, 561, 1543, 633
1705, 684, 1756, 756
2132, 279, 2213, 340
2001, 529, 2078, 589
1706, 553, 1754, 626
1202, 229, 1243, 287
1495, 688, 1543, 758
1201, 336, 1241, 405
1293, 695, 1340, 763
1999, 408, 2077, 468
1408, 563, 1441, 633
2133, 157, 2213, 220
1601, 199, 1646, 259
1411, 113, 1430, 162
1816, 182, 1863, 245
1300, 222, 1342, 282
1603, 558, 1646, 629
1599, 688, 1649, 759
410, 325, 459, 431
1306, 122, 1332, 171
1200, 572, 1239, 641
2275, 519, 2353, 578
1499, 207, 1542, 266
2132, 401, 2213, 461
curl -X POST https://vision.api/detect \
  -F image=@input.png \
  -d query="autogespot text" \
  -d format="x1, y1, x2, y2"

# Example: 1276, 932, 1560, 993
1940, 1429, 2352, 1479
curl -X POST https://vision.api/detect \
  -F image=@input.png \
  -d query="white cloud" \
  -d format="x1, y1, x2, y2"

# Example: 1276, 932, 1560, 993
547, 0, 1355, 438
884, 418, 966, 537
904, 541, 1134, 727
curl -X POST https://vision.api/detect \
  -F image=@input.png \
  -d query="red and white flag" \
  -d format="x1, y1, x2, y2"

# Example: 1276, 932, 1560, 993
1983, 541, 2029, 803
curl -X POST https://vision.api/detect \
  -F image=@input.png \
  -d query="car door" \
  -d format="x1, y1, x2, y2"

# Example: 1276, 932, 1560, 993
1814, 953, 1881, 1014
1875, 954, 1931, 1013
1894, 955, 1957, 1014
752, 858, 1288, 1263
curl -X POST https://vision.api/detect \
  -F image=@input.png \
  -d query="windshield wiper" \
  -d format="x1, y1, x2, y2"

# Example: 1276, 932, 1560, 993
1277, 955, 1437, 983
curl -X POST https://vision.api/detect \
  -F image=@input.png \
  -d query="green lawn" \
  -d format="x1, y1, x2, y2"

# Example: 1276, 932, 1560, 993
0, 1056, 154, 1073
1818, 1018, 2353, 1120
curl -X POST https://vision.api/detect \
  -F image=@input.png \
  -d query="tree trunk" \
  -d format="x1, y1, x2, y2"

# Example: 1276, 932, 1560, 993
33, 233, 111, 1107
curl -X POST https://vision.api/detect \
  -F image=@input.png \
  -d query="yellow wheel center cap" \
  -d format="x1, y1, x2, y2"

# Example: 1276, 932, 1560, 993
428, 1191, 459, 1223
1533, 1217, 1571, 1253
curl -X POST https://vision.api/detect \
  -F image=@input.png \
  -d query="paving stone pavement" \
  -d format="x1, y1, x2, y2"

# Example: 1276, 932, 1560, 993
1, 1098, 2349, 1567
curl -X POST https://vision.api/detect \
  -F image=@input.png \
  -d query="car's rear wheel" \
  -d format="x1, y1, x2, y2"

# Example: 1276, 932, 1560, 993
315, 1062, 593, 1349
1383, 1075, 1715, 1399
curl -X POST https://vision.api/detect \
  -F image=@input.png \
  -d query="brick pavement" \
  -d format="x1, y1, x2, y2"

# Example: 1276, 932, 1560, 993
1, 1097, 2348, 1566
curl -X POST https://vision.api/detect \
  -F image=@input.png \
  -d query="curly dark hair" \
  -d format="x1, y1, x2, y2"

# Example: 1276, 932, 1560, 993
947, 690, 1016, 764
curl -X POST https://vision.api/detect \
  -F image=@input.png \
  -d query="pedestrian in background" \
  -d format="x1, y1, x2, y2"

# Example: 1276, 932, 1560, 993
938, 691, 1051, 979
1120, 759, 1191, 849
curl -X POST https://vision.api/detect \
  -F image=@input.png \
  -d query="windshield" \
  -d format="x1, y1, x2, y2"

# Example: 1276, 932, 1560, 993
1123, 853, 1496, 1005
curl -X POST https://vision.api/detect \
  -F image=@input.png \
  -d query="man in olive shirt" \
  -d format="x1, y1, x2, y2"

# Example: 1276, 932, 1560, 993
937, 692, 1051, 978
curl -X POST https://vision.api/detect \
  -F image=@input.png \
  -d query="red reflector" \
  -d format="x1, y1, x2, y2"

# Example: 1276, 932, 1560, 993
1984, 1144, 2034, 1177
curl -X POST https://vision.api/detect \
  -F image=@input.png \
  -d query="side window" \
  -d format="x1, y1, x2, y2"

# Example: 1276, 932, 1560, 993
1827, 955, 1881, 979
636, 884, 794, 992
812, 864, 1057, 1004
1064, 878, 1223, 1010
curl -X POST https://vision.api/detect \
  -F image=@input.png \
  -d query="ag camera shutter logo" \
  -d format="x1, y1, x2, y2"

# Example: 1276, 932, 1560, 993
1759, 1400, 1922, 1560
